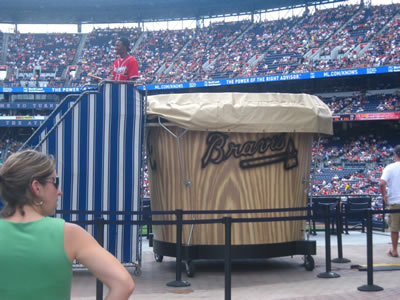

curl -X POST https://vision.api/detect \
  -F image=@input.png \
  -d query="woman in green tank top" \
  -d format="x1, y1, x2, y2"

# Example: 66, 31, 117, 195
0, 150, 134, 300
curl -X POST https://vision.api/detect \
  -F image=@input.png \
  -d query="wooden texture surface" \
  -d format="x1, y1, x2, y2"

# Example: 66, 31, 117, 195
147, 127, 312, 245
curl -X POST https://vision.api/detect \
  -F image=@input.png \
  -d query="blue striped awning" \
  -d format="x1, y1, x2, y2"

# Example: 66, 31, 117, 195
26, 83, 145, 264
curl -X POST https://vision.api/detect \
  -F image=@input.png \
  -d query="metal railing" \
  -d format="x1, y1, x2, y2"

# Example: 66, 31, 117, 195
57, 206, 400, 300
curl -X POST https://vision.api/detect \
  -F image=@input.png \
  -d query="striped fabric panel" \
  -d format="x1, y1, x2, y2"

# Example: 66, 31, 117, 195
29, 83, 145, 263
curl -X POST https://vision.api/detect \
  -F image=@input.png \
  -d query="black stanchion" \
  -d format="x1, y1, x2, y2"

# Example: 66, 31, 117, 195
167, 209, 191, 287
358, 209, 383, 292
318, 204, 340, 278
332, 203, 351, 263
95, 218, 105, 300
224, 217, 232, 300
145, 207, 153, 246
144, 201, 152, 240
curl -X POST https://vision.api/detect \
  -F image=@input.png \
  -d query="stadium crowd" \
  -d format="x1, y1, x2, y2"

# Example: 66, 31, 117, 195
0, 125, 397, 199
295, 4, 400, 73
0, 2, 399, 87
0, 32, 3, 59
0, 137, 23, 163
5, 33, 81, 87
1, 2, 400, 201
311, 133, 398, 196
323, 93, 400, 114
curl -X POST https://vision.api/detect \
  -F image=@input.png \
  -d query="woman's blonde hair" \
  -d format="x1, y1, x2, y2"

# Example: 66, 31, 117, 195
0, 150, 56, 217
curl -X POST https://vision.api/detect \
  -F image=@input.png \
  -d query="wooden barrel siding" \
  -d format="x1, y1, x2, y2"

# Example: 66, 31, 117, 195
147, 126, 312, 245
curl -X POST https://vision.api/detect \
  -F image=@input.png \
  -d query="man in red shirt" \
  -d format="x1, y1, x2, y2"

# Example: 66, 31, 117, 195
112, 37, 139, 81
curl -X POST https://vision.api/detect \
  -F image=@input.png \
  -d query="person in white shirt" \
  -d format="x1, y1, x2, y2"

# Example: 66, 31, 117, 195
380, 145, 400, 257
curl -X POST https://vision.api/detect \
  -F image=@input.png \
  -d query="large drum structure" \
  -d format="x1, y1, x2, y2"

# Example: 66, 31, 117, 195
146, 92, 332, 274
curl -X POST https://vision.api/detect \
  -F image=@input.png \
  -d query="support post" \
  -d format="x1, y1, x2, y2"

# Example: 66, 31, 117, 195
224, 217, 232, 300
358, 209, 383, 292
318, 204, 340, 278
95, 218, 105, 300
167, 209, 190, 287
332, 202, 351, 263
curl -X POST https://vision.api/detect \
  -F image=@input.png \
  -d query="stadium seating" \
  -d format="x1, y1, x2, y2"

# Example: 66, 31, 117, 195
0, 2, 400, 87
0, 31, 3, 60
1, 3, 400, 200
6, 33, 80, 86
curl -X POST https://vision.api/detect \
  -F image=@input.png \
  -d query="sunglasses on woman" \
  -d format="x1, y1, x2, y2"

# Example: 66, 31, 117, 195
46, 177, 60, 189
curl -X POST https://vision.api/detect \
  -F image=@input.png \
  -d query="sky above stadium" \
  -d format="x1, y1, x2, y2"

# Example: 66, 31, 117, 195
0, 0, 399, 33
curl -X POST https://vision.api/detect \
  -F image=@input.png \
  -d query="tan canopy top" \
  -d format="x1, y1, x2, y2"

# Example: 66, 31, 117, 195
147, 92, 333, 135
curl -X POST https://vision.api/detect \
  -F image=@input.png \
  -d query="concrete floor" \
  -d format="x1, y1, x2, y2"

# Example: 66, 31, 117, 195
71, 231, 400, 299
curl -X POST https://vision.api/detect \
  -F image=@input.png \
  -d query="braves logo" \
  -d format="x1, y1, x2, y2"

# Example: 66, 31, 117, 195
114, 66, 128, 75
201, 132, 298, 170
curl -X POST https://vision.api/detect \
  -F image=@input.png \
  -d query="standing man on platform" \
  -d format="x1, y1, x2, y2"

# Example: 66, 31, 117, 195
380, 145, 400, 257
111, 37, 139, 81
